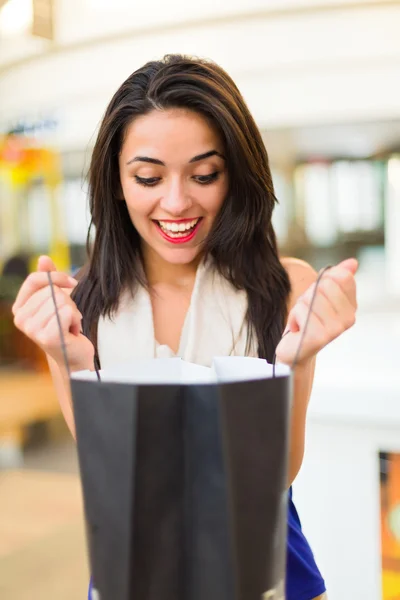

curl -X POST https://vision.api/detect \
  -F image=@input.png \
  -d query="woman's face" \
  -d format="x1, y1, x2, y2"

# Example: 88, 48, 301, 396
119, 108, 228, 265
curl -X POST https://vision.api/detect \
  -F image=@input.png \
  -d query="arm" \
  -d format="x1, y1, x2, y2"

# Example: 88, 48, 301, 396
46, 336, 96, 441
279, 257, 358, 485
47, 355, 77, 439
281, 258, 318, 484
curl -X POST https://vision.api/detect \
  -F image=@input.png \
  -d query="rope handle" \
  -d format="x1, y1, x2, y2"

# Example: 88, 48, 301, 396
272, 265, 332, 377
47, 272, 102, 381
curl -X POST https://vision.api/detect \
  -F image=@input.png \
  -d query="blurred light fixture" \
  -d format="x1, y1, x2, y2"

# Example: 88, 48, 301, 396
0, 0, 33, 37
0, 0, 53, 40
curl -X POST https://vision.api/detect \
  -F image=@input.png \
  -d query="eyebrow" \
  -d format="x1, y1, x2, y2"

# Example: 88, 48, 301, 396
189, 150, 225, 163
126, 150, 225, 166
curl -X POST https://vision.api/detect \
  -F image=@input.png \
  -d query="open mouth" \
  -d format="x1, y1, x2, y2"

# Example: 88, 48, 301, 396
153, 218, 202, 243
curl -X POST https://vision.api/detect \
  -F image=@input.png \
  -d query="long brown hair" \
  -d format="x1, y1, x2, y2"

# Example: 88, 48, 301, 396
72, 54, 291, 365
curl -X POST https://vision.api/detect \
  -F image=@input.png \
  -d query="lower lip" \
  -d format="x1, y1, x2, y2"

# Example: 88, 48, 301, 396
154, 220, 202, 245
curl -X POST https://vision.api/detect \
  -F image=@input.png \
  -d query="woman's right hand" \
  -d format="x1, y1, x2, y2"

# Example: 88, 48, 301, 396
12, 255, 95, 373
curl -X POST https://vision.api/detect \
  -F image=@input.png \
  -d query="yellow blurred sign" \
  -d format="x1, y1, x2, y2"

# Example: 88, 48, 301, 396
0, 135, 70, 273
380, 452, 400, 600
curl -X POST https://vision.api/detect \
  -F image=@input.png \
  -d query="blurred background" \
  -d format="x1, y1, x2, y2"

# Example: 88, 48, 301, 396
0, 1, 399, 598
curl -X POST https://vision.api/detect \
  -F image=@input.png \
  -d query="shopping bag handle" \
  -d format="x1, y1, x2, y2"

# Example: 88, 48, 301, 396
47, 272, 102, 381
272, 265, 332, 376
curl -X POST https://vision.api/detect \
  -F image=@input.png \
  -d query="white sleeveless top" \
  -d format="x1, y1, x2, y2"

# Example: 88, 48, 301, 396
97, 260, 258, 369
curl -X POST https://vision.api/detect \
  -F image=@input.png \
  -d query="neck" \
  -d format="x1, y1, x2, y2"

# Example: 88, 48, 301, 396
143, 245, 202, 288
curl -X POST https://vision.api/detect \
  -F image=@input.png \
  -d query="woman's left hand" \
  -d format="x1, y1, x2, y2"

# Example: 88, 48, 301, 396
275, 258, 358, 367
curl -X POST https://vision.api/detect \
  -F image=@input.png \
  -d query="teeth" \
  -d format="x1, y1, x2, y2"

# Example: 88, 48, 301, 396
158, 218, 199, 234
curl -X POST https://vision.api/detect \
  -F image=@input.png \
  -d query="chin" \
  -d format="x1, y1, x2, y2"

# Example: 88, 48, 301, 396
158, 247, 203, 265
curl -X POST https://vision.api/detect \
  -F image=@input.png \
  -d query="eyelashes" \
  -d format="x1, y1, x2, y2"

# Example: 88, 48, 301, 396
134, 176, 160, 187
194, 172, 220, 185
134, 172, 220, 188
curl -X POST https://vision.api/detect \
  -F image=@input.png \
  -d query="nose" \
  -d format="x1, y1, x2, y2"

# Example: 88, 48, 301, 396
159, 177, 192, 216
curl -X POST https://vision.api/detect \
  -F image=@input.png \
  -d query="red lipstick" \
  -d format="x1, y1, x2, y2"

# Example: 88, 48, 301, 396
153, 218, 202, 245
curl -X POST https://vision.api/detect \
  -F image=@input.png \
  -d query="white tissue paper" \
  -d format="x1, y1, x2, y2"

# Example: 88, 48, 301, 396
71, 357, 290, 385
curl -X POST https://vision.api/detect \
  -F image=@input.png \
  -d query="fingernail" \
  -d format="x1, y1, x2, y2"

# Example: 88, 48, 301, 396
68, 277, 78, 285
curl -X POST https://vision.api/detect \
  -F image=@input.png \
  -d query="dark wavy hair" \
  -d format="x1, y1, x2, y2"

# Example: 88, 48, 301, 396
73, 54, 291, 366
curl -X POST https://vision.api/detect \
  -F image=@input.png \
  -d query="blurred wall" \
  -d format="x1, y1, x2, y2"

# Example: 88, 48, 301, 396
0, 1, 399, 151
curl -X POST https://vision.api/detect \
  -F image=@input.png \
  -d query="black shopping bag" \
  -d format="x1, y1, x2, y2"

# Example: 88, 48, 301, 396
71, 357, 292, 600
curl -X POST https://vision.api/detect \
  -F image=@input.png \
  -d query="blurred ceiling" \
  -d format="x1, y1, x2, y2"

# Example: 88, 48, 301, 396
1, 0, 398, 70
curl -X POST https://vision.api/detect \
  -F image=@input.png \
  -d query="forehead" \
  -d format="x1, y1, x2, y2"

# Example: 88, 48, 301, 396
121, 108, 223, 163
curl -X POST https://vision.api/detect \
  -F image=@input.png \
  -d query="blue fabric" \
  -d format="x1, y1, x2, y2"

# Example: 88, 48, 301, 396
88, 488, 325, 600
286, 487, 326, 600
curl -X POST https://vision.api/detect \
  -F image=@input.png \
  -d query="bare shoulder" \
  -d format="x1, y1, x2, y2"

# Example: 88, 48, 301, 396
280, 257, 317, 310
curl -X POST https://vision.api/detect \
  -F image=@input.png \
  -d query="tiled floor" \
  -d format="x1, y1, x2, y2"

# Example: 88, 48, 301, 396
0, 434, 89, 600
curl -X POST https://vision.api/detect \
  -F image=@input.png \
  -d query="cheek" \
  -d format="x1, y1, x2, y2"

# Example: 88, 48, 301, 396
202, 182, 227, 216
123, 185, 156, 218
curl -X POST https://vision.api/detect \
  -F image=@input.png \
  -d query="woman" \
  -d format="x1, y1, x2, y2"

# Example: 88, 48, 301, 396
12, 54, 357, 600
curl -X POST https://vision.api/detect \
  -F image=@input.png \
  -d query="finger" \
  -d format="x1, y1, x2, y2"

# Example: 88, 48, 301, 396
37, 255, 58, 272
301, 291, 338, 325
50, 291, 83, 335
12, 272, 78, 314
317, 263, 357, 308
336, 258, 358, 275
21, 294, 68, 338
302, 276, 356, 319
37, 256, 77, 297
36, 305, 82, 348
319, 276, 357, 320
286, 302, 326, 352
302, 293, 355, 340
14, 285, 79, 330
287, 295, 326, 333
23, 297, 82, 344
291, 285, 356, 346
14, 286, 60, 329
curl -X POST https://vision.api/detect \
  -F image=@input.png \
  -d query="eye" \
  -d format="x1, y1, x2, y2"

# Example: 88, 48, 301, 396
193, 172, 220, 185
135, 176, 161, 187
